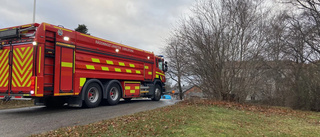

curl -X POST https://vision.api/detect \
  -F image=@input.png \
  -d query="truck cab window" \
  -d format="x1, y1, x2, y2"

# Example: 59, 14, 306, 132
158, 60, 163, 71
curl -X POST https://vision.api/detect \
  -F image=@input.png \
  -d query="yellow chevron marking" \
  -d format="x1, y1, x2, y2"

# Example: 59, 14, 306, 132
125, 86, 130, 90
12, 72, 21, 87
11, 47, 33, 87
86, 65, 95, 70
135, 86, 140, 90
0, 66, 8, 80
126, 69, 132, 73
106, 60, 113, 65
148, 72, 152, 75
0, 49, 9, 87
119, 62, 125, 66
20, 47, 26, 52
16, 47, 30, 59
145, 66, 149, 69
129, 64, 135, 68
156, 75, 159, 78
115, 68, 121, 72
0, 70, 8, 86
130, 90, 135, 93
101, 67, 109, 71
13, 57, 32, 73
12, 67, 26, 84
14, 48, 32, 66
0, 50, 8, 66
0, 69, 8, 86
0, 49, 6, 58
11, 77, 16, 87
0, 52, 9, 74
0, 73, 8, 87
92, 58, 100, 63
136, 70, 141, 74
22, 72, 32, 87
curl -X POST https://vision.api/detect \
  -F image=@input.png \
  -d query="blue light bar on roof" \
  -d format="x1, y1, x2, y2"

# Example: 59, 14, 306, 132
157, 55, 164, 57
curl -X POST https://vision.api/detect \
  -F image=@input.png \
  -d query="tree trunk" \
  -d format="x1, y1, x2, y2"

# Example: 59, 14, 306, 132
178, 76, 183, 100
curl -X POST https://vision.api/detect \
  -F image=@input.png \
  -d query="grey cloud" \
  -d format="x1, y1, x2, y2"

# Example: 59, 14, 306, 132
0, 0, 195, 54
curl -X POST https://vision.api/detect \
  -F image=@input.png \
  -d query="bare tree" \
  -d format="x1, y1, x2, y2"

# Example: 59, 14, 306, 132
166, 0, 270, 101
164, 37, 190, 100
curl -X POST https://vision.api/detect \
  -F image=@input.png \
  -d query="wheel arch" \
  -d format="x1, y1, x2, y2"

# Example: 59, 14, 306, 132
80, 79, 104, 100
103, 80, 123, 99
153, 79, 165, 93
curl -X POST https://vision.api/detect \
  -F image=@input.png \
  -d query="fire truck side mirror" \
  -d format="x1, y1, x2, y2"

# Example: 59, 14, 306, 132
163, 61, 168, 72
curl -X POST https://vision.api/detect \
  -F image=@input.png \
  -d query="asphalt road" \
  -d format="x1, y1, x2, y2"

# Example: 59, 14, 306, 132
0, 99, 178, 137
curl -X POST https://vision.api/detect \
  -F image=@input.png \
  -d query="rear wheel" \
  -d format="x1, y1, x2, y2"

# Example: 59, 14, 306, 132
106, 83, 121, 105
152, 84, 161, 101
84, 83, 102, 108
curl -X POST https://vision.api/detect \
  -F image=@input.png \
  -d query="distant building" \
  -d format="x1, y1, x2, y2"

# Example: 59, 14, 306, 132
170, 85, 202, 100
183, 85, 203, 100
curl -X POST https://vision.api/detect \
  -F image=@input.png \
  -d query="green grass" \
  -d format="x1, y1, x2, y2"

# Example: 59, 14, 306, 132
0, 100, 34, 110
32, 101, 320, 137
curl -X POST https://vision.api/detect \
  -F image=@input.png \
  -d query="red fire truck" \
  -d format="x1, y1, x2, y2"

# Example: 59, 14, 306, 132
0, 23, 167, 108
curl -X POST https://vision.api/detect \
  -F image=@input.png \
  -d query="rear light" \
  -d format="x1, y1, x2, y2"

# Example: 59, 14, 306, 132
30, 76, 35, 94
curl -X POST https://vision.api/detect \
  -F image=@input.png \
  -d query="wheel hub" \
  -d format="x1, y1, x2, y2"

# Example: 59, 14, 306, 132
110, 87, 119, 100
88, 87, 99, 103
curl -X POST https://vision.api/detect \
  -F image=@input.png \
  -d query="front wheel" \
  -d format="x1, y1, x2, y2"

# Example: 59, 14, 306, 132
84, 83, 102, 108
106, 83, 121, 105
152, 85, 161, 101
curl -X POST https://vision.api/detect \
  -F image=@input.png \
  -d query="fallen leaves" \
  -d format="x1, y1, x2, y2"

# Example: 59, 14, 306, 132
32, 99, 320, 137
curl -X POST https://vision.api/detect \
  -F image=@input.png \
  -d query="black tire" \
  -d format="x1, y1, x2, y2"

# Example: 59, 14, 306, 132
83, 83, 102, 108
152, 84, 161, 101
106, 83, 121, 105
124, 98, 132, 102
44, 97, 65, 108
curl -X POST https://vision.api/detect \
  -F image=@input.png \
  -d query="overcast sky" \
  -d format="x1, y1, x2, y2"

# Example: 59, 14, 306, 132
0, 0, 195, 54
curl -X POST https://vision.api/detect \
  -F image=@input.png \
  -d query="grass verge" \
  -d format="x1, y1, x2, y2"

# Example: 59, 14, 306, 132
32, 100, 320, 137
0, 100, 34, 110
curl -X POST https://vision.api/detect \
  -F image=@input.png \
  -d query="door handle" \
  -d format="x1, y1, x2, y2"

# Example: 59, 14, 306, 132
9, 51, 13, 66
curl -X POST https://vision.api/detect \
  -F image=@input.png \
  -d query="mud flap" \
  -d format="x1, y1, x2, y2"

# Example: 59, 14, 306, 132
67, 96, 82, 107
